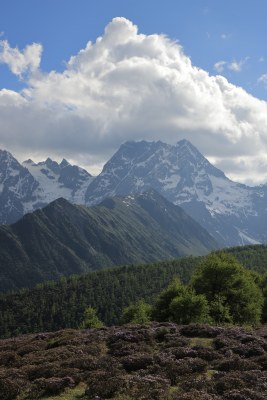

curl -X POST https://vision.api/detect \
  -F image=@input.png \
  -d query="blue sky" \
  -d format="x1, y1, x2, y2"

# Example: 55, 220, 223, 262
1, 0, 267, 184
1, 0, 267, 99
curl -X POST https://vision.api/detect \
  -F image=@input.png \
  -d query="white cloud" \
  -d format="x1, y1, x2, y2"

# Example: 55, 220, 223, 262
258, 74, 267, 86
0, 17, 267, 184
214, 58, 248, 74
228, 58, 248, 72
214, 60, 227, 73
0, 40, 42, 77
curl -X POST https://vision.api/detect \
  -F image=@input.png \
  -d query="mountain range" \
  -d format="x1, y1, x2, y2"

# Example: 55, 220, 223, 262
0, 191, 217, 291
0, 150, 93, 224
1, 139, 267, 246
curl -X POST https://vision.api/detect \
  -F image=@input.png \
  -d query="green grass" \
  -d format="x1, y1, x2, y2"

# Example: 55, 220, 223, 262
40, 383, 86, 400
189, 337, 214, 348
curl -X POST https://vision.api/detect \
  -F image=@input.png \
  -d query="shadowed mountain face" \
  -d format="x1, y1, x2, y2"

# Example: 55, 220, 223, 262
0, 191, 217, 292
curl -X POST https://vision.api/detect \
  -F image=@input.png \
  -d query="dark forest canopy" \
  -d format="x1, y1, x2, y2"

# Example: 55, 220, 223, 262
0, 244, 267, 338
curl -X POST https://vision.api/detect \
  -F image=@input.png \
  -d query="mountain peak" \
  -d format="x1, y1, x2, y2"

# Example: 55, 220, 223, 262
176, 139, 203, 158
45, 157, 56, 166
0, 149, 17, 163
23, 158, 35, 165
60, 158, 70, 168
177, 138, 193, 146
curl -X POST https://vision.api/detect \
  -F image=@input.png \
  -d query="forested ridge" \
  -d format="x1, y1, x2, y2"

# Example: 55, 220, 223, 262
224, 243, 267, 273
0, 258, 198, 338
0, 192, 217, 292
1, 244, 267, 339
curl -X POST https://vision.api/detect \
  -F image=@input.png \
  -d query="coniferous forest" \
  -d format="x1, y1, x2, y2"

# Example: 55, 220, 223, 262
0, 244, 267, 339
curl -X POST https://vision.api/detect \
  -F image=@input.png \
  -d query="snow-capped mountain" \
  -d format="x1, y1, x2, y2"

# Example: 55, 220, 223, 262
0, 150, 42, 224
0, 150, 93, 224
23, 157, 93, 204
1, 140, 267, 247
85, 140, 265, 246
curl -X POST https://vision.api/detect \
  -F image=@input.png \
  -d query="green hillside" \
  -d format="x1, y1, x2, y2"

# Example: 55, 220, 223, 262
0, 258, 198, 338
0, 244, 267, 339
0, 191, 217, 292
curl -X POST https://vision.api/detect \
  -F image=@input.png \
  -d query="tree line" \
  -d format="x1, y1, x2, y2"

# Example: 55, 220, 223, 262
119, 252, 266, 327
0, 246, 267, 338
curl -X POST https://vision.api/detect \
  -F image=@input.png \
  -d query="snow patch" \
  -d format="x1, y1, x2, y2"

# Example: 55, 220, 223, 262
237, 229, 261, 245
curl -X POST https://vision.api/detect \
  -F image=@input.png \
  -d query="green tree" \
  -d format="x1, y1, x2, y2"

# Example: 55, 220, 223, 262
170, 289, 211, 324
152, 277, 186, 321
80, 306, 104, 329
209, 295, 233, 324
121, 300, 152, 324
190, 252, 263, 325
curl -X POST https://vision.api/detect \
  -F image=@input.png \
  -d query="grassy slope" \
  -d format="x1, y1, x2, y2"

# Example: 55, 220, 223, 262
0, 192, 217, 292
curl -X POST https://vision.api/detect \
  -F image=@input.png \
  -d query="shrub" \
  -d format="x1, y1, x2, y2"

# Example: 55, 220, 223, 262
170, 290, 211, 324
216, 355, 259, 372
0, 377, 20, 400
121, 353, 154, 372
121, 300, 152, 325
152, 277, 185, 321
120, 373, 170, 400
80, 306, 103, 329
85, 369, 124, 398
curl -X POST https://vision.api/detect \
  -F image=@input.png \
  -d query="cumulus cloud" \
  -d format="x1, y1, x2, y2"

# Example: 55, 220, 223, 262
1, 17, 267, 184
0, 40, 42, 77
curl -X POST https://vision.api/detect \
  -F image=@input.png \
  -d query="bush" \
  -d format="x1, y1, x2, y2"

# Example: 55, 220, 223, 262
0, 377, 20, 400
121, 300, 152, 325
34, 376, 75, 397
170, 290, 211, 324
120, 373, 170, 400
152, 278, 185, 321
85, 369, 124, 398
121, 353, 154, 372
80, 306, 103, 329
223, 389, 266, 400
216, 355, 259, 372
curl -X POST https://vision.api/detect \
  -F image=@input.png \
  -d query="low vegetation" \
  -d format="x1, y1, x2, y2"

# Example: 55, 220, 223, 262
0, 323, 266, 400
